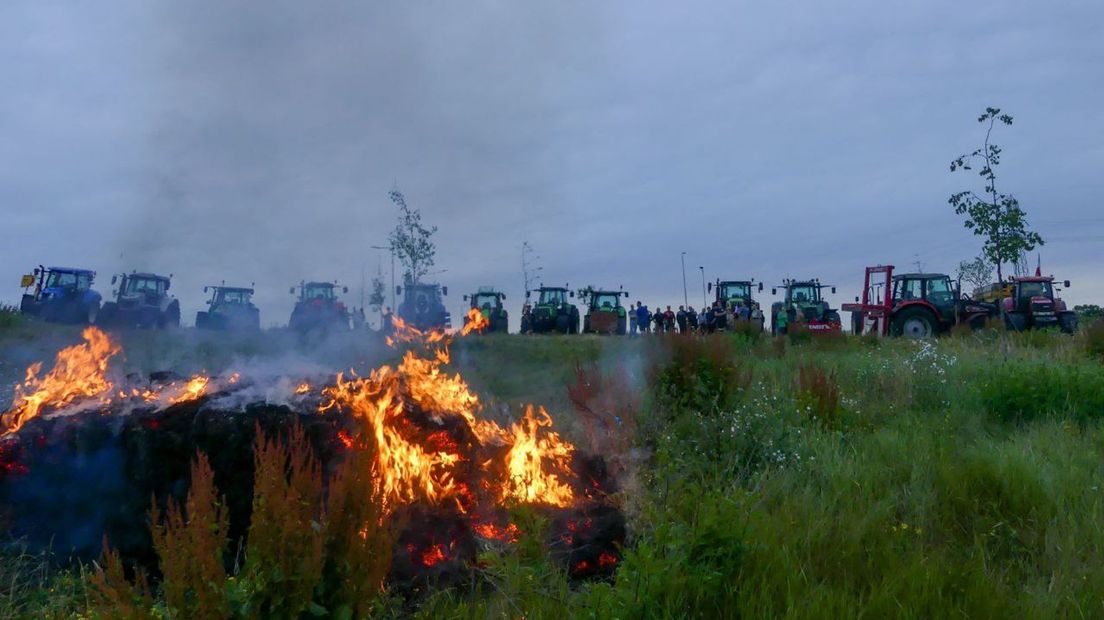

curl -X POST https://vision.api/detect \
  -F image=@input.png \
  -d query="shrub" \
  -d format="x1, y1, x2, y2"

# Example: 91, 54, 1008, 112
797, 363, 841, 429
1084, 318, 1104, 360
650, 335, 752, 413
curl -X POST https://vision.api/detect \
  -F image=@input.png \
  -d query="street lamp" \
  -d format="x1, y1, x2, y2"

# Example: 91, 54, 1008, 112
680, 252, 689, 308
699, 266, 707, 307
370, 244, 395, 310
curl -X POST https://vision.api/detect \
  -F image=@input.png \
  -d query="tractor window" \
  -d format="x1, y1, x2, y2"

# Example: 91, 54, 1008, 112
1018, 281, 1052, 300
720, 283, 751, 300
593, 293, 620, 309
539, 289, 566, 305
894, 279, 922, 302
926, 277, 953, 302
219, 290, 248, 304
45, 271, 84, 289
789, 285, 817, 304
127, 278, 164, 295
304, 285, 335, 300
474, 293, 499, 309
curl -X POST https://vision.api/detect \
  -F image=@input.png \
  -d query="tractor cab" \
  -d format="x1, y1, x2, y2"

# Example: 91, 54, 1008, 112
892, 274, 957, 318
19, 266, 102, 324
300, 282, 339, 302
523, 285, 580, 334
771, 279, 841, 334
396, 282, 451, 332
197, 284, 260, 331
580, 287, 629, 334
463, 287, 508, 332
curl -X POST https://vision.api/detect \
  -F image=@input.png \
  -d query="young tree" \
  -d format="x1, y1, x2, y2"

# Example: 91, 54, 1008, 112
388, 189, 436, 284
955, 255, 994, 296
949, 107, 1043, 282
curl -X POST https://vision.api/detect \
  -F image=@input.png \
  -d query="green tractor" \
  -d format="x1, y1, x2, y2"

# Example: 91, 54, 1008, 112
196, 284, 261, 331
706, 279, 765, 331
770, 279, 841, 335
579, 287, 630, 335
521, 285, 579, 334
463, 287, 509, 333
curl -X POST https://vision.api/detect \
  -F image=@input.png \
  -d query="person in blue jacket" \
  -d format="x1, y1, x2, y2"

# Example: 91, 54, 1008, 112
636, 303, 651, 334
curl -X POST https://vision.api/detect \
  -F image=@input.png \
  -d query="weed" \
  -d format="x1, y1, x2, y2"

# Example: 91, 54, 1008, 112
797, 363, 841, 429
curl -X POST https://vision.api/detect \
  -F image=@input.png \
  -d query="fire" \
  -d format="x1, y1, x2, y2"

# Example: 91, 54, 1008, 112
168, 375, 210, 404
459, 307, 490, 336
295, 382, 311, 395
1, 327, 120, 437
502, 406, 575, 507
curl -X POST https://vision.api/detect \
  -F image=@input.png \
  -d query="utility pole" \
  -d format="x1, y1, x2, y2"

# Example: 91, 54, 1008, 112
371, 244, 395, 310
680, 252, 689, 308
699, 266, 707, 307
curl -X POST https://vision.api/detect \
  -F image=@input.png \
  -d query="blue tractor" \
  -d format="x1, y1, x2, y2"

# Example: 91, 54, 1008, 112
19, 266, 103, 325
196, 284, 261, 331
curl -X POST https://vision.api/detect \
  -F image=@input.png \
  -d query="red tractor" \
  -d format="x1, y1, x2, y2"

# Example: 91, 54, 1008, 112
975, 273, 1078, 334
841, 265, 998, 338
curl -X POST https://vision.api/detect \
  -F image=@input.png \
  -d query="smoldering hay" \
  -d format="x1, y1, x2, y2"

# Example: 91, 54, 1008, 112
0, 311, 624, 585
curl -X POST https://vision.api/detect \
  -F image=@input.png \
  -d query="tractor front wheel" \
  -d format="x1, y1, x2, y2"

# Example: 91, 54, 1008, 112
1058, 312, 1078, 334
1003, 311, 1027, 332
892, 307, 935, 339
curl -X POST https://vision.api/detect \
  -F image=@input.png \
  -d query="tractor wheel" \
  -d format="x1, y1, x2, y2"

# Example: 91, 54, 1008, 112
196, 312, 208, 330
1003, 311, 1027, 332
162, 301, 181, 329
1058, 312, 1078, 334
99, 303, 117, 327
617, 316, 627, 335
892, 307, 936, 339
19, 294, 36, 315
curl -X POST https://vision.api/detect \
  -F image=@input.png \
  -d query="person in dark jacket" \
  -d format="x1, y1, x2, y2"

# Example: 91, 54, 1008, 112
637, 303, 650, 334
686, 306, 698, 332
653, 307, 665, 333
676, 306, 688, 333
712, 300, 727, 331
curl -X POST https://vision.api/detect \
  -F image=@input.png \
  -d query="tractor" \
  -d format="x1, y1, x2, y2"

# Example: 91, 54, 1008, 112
463, 287, 508, 333
289, 281, 350, 332
522, 285, 579, 334
975, 273, 1078, 333
99, 272, 181, 329
196, 284, 261, 331
841, 265, 998, 338
396, 282, 451, 332
579, 287, 630, 335
770, 279, 841, 335
706, 279, 765, 331
19, 266, 103, 325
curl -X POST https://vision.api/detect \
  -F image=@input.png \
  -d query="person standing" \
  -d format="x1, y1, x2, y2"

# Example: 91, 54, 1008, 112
653, 307, 664, 333
676, 306, 688, 333
664, 306, 675, 333
686, 306, 698, 332
637, 302, 650, 334
629, 302, 638, 335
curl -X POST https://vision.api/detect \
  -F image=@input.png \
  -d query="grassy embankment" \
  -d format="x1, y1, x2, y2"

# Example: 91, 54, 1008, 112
3, 317, 1104, 618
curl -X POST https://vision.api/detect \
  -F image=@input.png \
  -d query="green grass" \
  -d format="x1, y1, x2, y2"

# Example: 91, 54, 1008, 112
4, 328, 1104, 618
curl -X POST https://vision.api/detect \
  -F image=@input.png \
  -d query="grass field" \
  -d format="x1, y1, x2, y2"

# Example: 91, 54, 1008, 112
3, 316, 1104, 618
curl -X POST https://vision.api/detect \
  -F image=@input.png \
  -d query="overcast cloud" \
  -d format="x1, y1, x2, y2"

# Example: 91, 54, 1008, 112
2, 0, 1102, 327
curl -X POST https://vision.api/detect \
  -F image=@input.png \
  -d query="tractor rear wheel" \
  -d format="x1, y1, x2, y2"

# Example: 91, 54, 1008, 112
892, 307, 935, 339
1003, 311, 1027, 332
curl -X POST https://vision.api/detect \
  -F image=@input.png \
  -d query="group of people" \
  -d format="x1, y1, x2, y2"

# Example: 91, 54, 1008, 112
629, 299, 759, 335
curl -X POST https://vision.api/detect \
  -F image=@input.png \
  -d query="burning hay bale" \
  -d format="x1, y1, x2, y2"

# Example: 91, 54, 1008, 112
0, 311, 625, 594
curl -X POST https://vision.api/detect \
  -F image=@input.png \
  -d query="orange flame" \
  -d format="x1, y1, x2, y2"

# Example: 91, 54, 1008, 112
459, 307, 490, 336
502, 406, 576, 507
167, 375, 210, 404
1, 327, 120, 437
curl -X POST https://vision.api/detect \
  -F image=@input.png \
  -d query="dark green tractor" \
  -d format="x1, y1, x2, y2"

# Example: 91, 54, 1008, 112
521, 286, 579, 334
579, 287, 630, 335
196, 284, 261, 331
770, 279, 841, 335
464, 287, 509, 333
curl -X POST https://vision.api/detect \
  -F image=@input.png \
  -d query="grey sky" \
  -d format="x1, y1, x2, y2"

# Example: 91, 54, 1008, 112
2, 1, 1102, 327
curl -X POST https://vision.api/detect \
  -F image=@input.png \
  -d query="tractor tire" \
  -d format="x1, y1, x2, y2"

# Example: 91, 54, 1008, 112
196, 312, 209, 330
583, 316, 591, 334
20, 294, 36, 315
1003, 311, 1027, 332
99, 303, 117, 327
161, 301, 181, 329
1058, 312, 1078, 335
892, 307, 936, 339
617, 316, 627, 335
